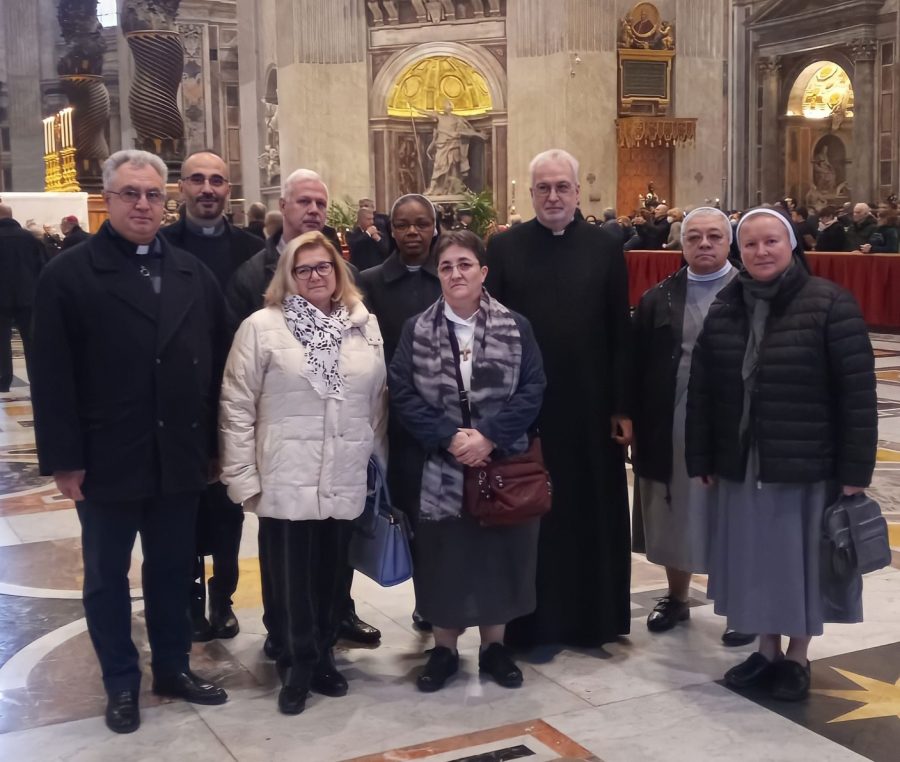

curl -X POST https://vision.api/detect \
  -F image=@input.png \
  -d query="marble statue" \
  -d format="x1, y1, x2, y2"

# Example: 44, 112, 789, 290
414, 100, 485, 196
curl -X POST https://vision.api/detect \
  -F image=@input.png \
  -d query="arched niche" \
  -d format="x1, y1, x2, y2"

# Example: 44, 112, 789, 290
369, 42, 508, 217
786, 61, 854, 120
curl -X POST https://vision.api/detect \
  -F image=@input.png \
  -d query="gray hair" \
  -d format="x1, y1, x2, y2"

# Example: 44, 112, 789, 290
102, 150, 167, 190
281, 168, 329, 201
529, 149, 580, 185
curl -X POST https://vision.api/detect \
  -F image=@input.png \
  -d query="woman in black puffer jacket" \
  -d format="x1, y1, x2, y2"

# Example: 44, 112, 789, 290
685, 207, 877, 702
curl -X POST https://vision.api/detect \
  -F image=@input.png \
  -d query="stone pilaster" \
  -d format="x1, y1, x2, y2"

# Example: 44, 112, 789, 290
757, 55, 782, 203
848, 38, 877, 203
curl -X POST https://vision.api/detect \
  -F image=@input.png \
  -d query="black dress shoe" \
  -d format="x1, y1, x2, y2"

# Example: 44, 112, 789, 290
105, 690, 140, 734
417, 646, 459, 693
771, 659, 811, 701
191, 614, 214, 643
646, 595, 690, 633
310, 649, 349, 697
479, 643, 523, 688
152, 670, 228, 705
263, 635, 282, 660
209, 604, 240, 639
278, 685, 308, 715
338, 611, 381, 644
724, 652, 780, 690
722, 629, 757, 647
412, 609, 433, 632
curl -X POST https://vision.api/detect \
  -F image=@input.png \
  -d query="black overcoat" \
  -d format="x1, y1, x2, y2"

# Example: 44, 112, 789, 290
31, 224, 228, 502
0, 218, 45, 311
485, 217, 633, 647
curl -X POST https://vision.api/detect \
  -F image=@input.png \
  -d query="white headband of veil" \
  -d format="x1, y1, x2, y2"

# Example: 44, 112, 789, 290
735, 207, 798, 250
390, 193, 439, 237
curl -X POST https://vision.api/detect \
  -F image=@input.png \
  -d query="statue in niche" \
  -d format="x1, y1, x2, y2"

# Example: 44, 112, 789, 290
258, 145, 280, 186
812, 146, 837, 195
618, 3, 675, 51
413, 100, 485, 196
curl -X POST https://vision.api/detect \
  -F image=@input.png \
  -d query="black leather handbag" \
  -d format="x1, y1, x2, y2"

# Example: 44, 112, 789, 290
822, 492, 892, 577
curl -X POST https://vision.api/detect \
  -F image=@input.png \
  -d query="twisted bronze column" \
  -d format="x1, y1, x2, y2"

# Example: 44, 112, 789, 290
121, 0, 185, 175
57, 0, 111, 191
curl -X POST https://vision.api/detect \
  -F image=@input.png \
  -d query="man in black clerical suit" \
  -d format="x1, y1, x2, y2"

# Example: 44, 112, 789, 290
161, 150, 262, 642
486, 149, 633, 650
30, 150, 230, 734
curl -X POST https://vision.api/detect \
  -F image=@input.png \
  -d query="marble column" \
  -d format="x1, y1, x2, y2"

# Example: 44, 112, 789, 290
849, 38, 877, 203
2, 0, 44, 190
758, 55, 782, 204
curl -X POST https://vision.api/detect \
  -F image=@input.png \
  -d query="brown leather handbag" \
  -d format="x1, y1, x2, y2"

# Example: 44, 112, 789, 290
463, 437, 553, 527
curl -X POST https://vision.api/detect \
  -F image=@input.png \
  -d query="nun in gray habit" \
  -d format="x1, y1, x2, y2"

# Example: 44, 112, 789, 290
686, 206, 877, 703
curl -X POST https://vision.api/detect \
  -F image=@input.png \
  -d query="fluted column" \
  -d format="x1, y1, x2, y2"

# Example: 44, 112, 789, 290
758, 55, 782, 203
57, 0, 111, 192
849, 39, 877, 203
121, 0, 185, 176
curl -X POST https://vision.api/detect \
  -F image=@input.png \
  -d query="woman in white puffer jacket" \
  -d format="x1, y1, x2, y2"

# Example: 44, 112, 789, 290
219, 230, 387, 716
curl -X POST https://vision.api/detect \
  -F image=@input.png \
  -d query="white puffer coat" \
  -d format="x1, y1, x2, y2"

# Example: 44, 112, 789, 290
219, 300, 387, 521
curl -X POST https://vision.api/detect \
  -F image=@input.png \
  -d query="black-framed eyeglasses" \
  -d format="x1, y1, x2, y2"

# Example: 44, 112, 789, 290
392, 220, 434, 232
292, 261, 334, 280
106, 188, 165, 205
181, 173, 229, 187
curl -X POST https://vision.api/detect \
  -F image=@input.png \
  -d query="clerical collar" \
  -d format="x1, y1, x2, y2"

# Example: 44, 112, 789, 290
688, 261, 733, 282
444, 302, 478, 325
406, 264, 422, 272
105, 221, 162, 257
185, 216, 226, 237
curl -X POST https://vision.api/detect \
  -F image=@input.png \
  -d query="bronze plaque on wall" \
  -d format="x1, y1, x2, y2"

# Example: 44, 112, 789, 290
622, 60, 668, 100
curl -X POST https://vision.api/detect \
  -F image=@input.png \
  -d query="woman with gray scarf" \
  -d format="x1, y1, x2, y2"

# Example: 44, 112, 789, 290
389, 229, 546, 693
685, 207, 877, 702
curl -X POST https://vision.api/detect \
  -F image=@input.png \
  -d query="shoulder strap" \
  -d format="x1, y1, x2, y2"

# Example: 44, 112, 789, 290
445, 317, 472, 428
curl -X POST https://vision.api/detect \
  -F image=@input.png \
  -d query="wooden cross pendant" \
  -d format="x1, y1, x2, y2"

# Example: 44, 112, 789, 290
459, 347, 472, 362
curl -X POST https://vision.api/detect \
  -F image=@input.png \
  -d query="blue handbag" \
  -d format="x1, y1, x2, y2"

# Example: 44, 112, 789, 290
348, 458, 413, 587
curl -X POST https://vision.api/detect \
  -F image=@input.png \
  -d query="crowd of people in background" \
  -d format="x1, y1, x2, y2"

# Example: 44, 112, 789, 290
0, 147, 878, 734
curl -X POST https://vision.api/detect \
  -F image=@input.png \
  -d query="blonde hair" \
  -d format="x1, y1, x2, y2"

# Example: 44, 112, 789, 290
263, 231, 362, 309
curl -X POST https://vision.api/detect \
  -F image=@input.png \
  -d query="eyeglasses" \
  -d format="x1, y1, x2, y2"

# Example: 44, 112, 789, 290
533, 182, 575, 198
392, 220, 434, 232
181, 173, 229, 187
106, 188, 166, 205
438, 261, 479, 278
684, 232, 727, 246
292, 261, 334, 280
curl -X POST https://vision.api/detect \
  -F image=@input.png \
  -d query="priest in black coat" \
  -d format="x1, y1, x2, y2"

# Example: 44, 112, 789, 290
485, 149, 632, 649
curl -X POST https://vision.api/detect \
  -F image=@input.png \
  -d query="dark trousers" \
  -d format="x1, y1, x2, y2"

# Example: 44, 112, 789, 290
259, 520, 355, 647
192, 481, 243, 615
259, 516, 351, 688
0, 308, 32, 391
76, 493, 199, 693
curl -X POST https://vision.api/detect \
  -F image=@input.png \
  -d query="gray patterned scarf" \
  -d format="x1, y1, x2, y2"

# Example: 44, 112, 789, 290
411, 290, 524, 521
282, 294, 351, 399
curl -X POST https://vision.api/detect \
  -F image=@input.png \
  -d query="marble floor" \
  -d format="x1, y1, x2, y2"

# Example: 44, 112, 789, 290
2, 332, 900, 761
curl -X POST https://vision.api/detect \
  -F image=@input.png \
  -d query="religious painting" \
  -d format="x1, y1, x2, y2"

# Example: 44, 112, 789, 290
618, 3, 674, 52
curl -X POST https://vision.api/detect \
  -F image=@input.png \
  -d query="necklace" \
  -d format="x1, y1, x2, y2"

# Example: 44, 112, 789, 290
459, 339, 473, 362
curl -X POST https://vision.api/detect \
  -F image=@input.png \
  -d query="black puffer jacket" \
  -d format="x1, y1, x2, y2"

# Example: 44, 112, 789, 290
685, 263, 877, 487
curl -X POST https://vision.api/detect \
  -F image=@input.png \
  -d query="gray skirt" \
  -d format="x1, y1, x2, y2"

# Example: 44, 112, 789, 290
413, 513, 539, 629
708, 450, 861, 637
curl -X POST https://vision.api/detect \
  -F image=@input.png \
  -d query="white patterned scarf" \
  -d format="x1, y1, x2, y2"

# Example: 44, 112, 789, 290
282, 294, 351, 399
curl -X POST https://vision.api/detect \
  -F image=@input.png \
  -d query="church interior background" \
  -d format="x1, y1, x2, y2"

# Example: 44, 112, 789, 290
2, 2, 900, 761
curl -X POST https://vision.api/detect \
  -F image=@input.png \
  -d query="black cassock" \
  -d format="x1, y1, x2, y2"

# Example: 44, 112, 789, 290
485, 218, 632, 647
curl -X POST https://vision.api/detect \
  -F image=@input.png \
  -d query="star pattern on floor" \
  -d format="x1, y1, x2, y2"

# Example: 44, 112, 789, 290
814, 668, 900, 724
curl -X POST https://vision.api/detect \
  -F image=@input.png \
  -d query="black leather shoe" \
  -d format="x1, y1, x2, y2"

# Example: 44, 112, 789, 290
278, 685, 308, 715
263, 635, 282, 660
724, 652, 780, 690
338, 611, 381, 644
479, 643, 523, 688
647, 595, 690, 633
311, 649, 349, 697
105, 690, 140, 734
152, 670, 228, 705
209, 604, 240, 639
412, 609, 433, 632
771, 659, 811, 701
417, 646, 459, 693
722, 629, 757, 647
